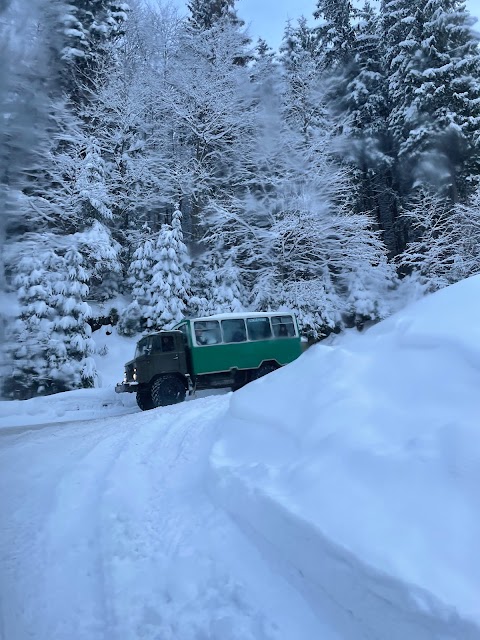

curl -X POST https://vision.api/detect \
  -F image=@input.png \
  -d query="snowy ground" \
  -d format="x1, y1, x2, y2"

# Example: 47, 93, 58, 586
2, 277, 480, 639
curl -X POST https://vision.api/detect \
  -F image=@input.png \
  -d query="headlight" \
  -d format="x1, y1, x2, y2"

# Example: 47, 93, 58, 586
133, 368, 137, 381
123, 370, 127, 383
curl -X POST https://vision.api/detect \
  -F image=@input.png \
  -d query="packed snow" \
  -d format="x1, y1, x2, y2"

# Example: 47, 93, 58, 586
2, 276, 480, 639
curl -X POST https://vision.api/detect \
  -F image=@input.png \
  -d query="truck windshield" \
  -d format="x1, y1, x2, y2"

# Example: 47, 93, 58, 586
135, 338, 151, 358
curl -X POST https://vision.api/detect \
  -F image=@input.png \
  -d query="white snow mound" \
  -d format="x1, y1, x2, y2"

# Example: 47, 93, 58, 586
210, 274, 480, 639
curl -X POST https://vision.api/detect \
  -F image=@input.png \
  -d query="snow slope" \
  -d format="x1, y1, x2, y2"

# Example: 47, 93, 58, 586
210, 274, 480, 639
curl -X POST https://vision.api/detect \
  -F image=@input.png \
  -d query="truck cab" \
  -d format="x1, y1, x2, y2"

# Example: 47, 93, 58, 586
115, 331, 189, 410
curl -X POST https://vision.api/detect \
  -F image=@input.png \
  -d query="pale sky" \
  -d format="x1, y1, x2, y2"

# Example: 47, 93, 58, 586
170, 0, 480, 50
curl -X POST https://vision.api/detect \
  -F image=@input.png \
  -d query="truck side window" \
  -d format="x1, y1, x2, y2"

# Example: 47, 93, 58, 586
271, 315, 296, 338
222, 319, 246, 343
149, 336, 162, 353
246, 317, 272, 341
161, 335, 175, 352
194, 321, 222, 345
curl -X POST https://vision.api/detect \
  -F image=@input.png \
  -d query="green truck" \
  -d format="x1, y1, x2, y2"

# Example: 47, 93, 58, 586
115, 312, 302, 410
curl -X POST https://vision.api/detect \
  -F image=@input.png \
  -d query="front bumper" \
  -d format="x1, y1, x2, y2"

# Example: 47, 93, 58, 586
115, 381, 139, 394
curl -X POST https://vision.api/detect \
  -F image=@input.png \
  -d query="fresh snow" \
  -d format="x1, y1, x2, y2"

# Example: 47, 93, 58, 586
2, 276, 480, 639
211, 274, 480, 639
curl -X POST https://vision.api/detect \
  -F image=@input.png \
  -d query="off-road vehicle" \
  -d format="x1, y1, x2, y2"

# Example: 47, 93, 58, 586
115, 312, 302, 410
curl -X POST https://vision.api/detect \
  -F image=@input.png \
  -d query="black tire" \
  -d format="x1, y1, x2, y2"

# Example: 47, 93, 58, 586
250, 362, 278, 382
151, 375, 187, 408
136, 389, 154, 411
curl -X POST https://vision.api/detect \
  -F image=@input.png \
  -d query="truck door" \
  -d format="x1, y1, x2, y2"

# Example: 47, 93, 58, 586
149, 333, 187, 377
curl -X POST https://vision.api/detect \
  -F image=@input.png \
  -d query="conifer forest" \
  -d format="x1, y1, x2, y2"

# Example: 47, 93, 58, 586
2, 0, 480, 398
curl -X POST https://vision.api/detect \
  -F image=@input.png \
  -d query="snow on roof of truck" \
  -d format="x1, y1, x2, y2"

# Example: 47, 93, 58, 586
183, 311, 296, 322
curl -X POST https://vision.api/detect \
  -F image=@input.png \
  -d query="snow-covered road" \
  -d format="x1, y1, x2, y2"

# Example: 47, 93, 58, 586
0, 396, 336, 640
4, 277, 480, 639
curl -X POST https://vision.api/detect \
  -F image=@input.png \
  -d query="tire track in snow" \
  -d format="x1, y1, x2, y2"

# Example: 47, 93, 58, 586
1, 396, 338, 640
95, 396, 331, 640
1, 415, 138, 640
94, 397, 234, 640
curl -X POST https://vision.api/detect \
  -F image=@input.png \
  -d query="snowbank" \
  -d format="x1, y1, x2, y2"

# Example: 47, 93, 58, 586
0, 326, 137, 430
210, 275, 480, 638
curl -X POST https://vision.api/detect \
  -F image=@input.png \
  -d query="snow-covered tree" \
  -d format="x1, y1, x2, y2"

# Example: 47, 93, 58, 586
49, 243, 96, 390
344, 2, 399, 255
314, 0, 356, 68
280, 18, 323, 142
398, 187, 480, 290
144, 206, 191, 330
187, 0, 243, 31
190, 251, 245, 315
5, 249, 61, 398
117, 234, 156, 335
410, 0, 480, 200
57, 0, 130, 102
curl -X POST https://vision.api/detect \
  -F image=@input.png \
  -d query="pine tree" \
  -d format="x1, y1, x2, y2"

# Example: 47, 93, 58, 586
49, 243, 97, 390
71, 139, 121, 299
314, 0, 357, 68
5, 249, 61, 398
190, 252, 245, 315
346, 2, 399, 255
187, 0, 243, 31
144, 206, 191, 330
410, 0, 480, 200
280, 18, 323, 142
58, 0, 130, 102
117, 234, 156, 335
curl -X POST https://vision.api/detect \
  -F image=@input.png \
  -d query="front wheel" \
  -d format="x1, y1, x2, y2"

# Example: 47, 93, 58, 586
136, 389, 154, 411
151, 375, 187, 408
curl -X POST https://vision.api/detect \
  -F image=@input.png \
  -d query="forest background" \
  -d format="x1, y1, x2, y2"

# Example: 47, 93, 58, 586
2, 0, 480, 398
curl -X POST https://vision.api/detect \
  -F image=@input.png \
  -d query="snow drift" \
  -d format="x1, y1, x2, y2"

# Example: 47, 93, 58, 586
210, 275, 480, 639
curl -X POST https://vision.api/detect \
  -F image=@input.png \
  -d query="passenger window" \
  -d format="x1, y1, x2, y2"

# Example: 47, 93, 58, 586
150, 336, 162, 353
149, 335, 175, 353
222, 319, 246, 343
161, 335, 175, 352
194, 320, 222, 345
271, 315, 296, 338
246, 317, 272, 341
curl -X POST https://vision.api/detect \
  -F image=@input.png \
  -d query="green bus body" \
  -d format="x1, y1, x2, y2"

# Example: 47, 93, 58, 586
173, 314, 301, 375
116, 312, 302, 410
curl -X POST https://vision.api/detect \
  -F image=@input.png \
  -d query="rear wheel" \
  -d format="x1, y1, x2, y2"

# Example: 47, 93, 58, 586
136, 389, 154, 411
151, 375, 187, 408
250, 362, 278, 382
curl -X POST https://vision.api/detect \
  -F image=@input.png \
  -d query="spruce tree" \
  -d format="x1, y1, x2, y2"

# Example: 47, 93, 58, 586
346, 2, 399, 255
190, 252, 245, 315
144, 207, 191, 330
314, 0, 357, 68
117, 235, 156, 335
5, 249, 61, 398
71, 139, 121, 299
187, 0, 243, 31
58, 0, 130, 102
49, 244, 97, 391
413, 0, 480, 200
